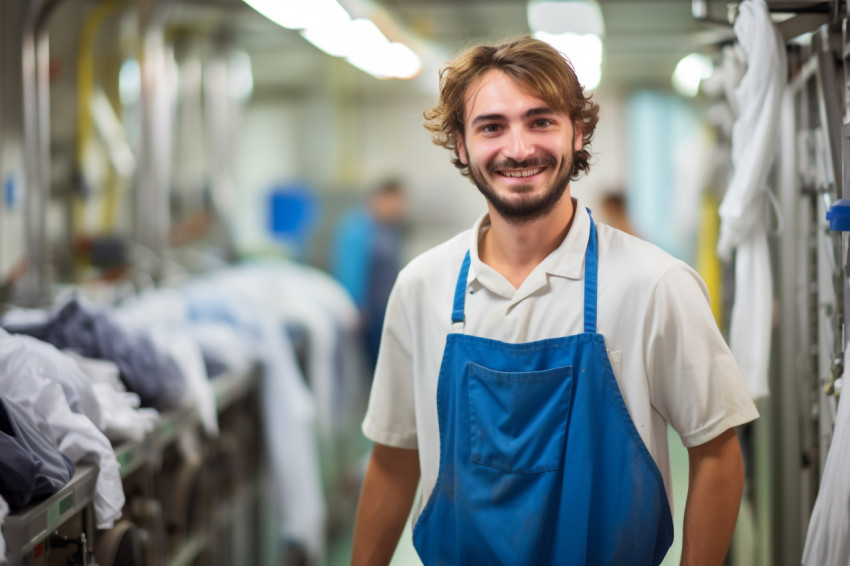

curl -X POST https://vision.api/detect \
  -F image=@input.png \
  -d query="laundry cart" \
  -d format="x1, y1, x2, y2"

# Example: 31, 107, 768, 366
1, 364, 269, 566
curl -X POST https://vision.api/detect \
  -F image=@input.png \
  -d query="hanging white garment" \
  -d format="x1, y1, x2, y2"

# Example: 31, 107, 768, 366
226, 263, 362, 440
183, 323, 255, 376
113, 289, 218, 436
0, 330, 124, 529
716, 0, 786, 400
803, 348, 850, 565
148, 331, 218, 436
183, 280, 325, 564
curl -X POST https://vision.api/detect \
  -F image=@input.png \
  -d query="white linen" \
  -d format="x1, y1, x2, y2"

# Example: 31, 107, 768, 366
0, 330, 124, 529
209, 264, 360, 440
7, 335, 104, 431
802, 348, 850, 565
184, 323, 255, 376
65, 352, 160, 443
716, 0, 787, 400
184, 281, 325, 563
363, 203, 759, 521
113, 289, 218, 435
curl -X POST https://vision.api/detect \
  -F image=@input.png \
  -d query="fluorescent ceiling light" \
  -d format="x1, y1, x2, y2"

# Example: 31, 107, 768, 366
243, 0, 349, 30
244, 0, 422, 80
534, 31, 602, 90
527, 0, 605, 36
672, 53, 713, 97
301, 21, 353, 57
383, 43, 422, 79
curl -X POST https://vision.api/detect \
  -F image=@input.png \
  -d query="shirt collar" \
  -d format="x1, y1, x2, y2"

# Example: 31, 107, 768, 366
466, 199, 592, 295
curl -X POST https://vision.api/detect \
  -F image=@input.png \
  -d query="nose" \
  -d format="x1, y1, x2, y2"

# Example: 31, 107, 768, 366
504, 128, 535, 162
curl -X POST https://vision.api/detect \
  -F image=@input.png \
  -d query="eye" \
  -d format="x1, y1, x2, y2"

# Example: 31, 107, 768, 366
532, 118, 553, 128
480, 123, 501, 133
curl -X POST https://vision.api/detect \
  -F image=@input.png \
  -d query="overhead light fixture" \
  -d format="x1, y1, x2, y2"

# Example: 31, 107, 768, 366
242, 0, 349, 30
244, 0, 421, 80
527, 0, 604, 36
534, 31, 602, 90
672, 53, 713, 97
527, 0, 604, 90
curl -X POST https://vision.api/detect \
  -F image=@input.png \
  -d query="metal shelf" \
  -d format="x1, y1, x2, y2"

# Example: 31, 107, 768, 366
2, 465, 98, 563
1, 365, 260, 564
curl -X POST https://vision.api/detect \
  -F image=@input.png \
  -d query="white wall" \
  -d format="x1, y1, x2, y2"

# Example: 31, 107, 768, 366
233, 80, 631, 264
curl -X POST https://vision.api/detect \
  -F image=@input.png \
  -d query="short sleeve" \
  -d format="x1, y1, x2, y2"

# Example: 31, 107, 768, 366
361, 276, 418, 449
643, 264, 759, 447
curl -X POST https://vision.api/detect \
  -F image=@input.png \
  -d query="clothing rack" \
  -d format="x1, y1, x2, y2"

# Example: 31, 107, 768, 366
692, 0, 836, 40
1, 365, 264, 566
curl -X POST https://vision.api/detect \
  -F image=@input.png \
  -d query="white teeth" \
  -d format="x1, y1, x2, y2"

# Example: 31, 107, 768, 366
501, 168, 542, 178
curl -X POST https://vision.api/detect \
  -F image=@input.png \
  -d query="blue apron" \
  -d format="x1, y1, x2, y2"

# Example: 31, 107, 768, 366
412, 215, 673, 565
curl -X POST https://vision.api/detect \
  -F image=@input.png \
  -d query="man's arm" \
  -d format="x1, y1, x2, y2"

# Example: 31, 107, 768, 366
351, 443, 420, 566
681, 428, 745, 566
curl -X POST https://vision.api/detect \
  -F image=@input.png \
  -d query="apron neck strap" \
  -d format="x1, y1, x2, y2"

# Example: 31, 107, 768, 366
451, 251, 472, 326
584, 211, 598, 334
450, 210, 599, 334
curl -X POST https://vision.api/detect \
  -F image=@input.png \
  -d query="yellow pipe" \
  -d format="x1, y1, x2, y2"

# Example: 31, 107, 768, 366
75, 0, 125, 236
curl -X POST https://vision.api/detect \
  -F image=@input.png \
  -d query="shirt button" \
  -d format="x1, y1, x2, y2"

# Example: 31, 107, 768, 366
468, 288, 474, 294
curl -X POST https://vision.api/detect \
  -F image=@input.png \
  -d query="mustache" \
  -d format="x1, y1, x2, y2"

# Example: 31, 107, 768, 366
488, 156, 557, 172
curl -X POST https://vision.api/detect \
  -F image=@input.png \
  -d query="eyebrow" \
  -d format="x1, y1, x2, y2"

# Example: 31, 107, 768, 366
469, 107, 557, 126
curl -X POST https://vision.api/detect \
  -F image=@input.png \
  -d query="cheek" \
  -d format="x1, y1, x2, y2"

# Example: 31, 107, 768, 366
469, 143, 501, 165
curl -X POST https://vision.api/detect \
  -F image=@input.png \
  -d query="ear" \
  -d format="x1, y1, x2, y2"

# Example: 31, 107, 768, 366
457, 134, 468, 165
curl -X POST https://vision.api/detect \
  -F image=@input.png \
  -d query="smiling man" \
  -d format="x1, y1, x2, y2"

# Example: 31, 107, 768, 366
351, 36, 758, 566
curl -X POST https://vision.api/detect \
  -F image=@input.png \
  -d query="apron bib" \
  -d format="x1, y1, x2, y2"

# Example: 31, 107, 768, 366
412, 215, 673, 565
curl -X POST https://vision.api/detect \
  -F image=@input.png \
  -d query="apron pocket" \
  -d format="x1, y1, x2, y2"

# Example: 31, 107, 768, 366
467, 362, 573, 474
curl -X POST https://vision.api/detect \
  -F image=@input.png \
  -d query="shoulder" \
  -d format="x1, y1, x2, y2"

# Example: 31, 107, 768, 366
595, 222, 705, 299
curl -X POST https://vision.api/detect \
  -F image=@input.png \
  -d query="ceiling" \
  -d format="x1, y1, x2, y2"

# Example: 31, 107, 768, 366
378, 0, 733, 93
186, 0, 834, 99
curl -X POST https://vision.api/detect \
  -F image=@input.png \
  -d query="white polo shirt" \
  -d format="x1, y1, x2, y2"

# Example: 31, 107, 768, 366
362, 202, 759, 519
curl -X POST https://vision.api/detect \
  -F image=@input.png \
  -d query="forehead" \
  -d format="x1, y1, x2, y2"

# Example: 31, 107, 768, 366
463, 69, 559, 125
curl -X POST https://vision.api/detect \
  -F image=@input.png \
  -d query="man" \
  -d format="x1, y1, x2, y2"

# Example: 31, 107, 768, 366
352, 36, 757, 566
331, 180, 405, 369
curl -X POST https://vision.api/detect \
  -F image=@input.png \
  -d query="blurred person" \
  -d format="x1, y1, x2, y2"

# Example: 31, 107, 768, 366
331, 180, 405, 370
598, 190, 638, 236
351, 36, 757, 566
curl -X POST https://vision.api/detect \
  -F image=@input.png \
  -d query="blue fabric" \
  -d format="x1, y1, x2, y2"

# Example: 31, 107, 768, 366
412, 216, 673, 565
451, 252, 471, 324
332, 207, 401, 367
331, 208, 374, 308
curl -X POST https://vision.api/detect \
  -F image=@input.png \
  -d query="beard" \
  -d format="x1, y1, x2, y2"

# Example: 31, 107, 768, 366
466, 143, 574, 224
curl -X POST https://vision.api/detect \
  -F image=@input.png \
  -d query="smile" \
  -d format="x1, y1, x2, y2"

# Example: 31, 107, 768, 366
498, 168, 544, 178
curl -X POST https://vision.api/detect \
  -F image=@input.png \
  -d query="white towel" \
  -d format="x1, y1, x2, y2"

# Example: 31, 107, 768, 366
716, 0, 787, 399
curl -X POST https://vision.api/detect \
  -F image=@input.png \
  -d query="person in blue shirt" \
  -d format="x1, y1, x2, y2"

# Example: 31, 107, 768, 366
331, 181, 405, 369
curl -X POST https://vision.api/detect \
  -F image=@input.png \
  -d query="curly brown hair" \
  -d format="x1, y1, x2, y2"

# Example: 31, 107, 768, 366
423, 36, 599, 180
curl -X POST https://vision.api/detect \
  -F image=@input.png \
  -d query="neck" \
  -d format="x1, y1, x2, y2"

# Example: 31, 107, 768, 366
479, 194, 576, 289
